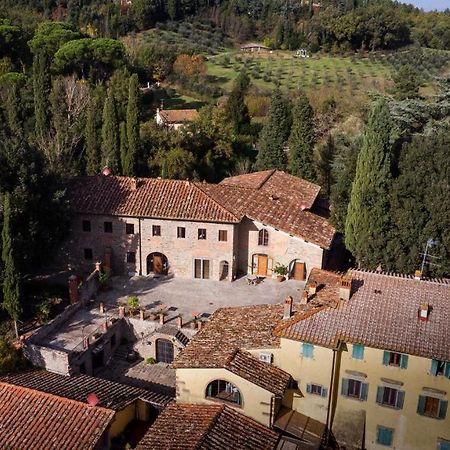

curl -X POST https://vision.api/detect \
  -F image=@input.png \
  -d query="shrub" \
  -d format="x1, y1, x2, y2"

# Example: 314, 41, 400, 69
127, 296, 140, 310
145, 357, 157, 365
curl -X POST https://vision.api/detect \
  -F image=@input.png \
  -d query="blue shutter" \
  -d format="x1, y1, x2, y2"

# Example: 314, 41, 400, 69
438, 400, 448, 419
306, 383, 312, 394
377, 427, 393, 446
382, 351, 390, 366
360, 383, 368, 401
352, 344, 364, 360
431, 359, 439, 376
302, 343, 314, 358
400, 354, 409, 369
445, 362, 450, 379
439, 440, 450, 450
396, 390, 405, 409
321, 387, 328, 397
376, 386, 384, 404
341, 378, 349, 397
417, 395, 426, 415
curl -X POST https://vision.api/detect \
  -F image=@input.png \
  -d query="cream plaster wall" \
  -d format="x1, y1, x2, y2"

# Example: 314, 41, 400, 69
176, 367, 275, 426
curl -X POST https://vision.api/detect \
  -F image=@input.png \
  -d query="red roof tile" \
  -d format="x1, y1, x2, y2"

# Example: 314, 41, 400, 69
0, 382, 114, 450
137, 403, 280, 450
159, 109, 199, 124
277, 269, 450, 361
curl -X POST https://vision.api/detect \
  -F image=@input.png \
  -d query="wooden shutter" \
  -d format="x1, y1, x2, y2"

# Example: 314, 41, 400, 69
431, 359, 439, 376
382, 351, 390, 366
306, 383, 312, 394
438, 400, 448, 419
341, 378, 349, 396
417, 395, 426, 415
396, 390, 405, 409
445, 362, 450, 379
360, 383, 369, 401
321, 388, 328, 397
376, 386, 384, 404
400, 354, 409, 369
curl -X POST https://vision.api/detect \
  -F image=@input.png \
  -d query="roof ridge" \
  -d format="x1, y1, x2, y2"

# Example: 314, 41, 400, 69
255, 169, 276, 189
351, 268, 450, 286
193, 182, 240, 221
195, 404, 225, 450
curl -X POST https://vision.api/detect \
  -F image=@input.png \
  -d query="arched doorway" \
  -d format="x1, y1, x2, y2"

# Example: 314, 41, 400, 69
156, 338, 174, 363
219, 261, 229, 281
147, 252, 168, 275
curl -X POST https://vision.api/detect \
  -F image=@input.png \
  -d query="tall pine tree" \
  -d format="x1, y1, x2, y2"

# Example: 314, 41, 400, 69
119, 121, 128, 175
1, 192, 22, 339
345, 99, 393, 268
288, 92, 314, 181
85, 96, 100, 175
225, 70, 250, 134
101, 89, 120, 173
125, 74, 139, 176
32, 52, 50, 139
256, 89, 291, 171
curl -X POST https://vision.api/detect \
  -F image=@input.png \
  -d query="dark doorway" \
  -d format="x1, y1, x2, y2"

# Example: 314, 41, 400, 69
156, 339, 174, 363
147, 252, 168, 275
92, 348, 104, 371
219, 261, 229, 280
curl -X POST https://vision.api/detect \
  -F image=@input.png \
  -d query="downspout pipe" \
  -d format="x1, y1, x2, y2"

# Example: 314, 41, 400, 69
325, 345, 338, 445
138, 218, 142, 276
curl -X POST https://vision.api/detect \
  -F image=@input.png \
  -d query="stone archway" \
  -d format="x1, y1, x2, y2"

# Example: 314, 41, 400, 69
146, 252, 168, 275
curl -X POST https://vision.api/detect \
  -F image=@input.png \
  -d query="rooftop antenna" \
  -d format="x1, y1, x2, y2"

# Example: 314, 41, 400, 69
420, 238, 439, 274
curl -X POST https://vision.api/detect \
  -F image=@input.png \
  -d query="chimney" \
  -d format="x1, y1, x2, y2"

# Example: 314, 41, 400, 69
140, 309, 145, 321
176, 316, 183, 329
102, 321, 108, 332
339, 275, 352, 301
419, 303, 430, 321
95, 261, 102, 272
283, 296, 293, 319
118, 306, 125, 318
99, 302, 105, 314
308, 281, 317, 296
197, 320, 203, 330
159, 313, 165, 325
68, 275, 79, 305
131, 177, 140, 191
414, 270, 422, 281
300, 290, 308, 305
102, 166, 111, 176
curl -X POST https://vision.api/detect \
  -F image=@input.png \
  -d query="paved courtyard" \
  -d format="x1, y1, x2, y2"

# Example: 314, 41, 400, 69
99, 275, 306, 323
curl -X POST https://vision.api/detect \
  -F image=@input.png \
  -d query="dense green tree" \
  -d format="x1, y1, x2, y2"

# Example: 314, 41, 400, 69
288, 92, 314, 181
0, 72, 27, 135
256, 89, 291, 171
225, 70, 250, 134
101, 89, 120, 173
314, 134, 335, 197
125, 74, 139, 176
85, 96, 101, 175
32, 52, 50, 139
119, 121, 128, 176
392, 65, 420, 100
1, 192, 21, 339
345, 99, 394, 268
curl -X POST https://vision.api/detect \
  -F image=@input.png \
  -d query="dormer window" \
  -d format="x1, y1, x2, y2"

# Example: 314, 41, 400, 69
258, 229, 269, 246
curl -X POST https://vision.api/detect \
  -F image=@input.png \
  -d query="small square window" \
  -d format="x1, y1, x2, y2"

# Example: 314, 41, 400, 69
126, 252, 136, 263
126, 223, 135, 235
82, 220, 91, 232
104, 222, 113, 233
301, 343, 314, 358
152, 225, 161, 236
198, 228, 207, 240
177, 227, 186, 238
376, 426, 394, 447
218, 230, 228, 242
352, 344, 365, 360
84, 248, 93, 260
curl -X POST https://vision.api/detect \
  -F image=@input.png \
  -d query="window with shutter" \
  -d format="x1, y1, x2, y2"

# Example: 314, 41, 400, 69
395, 390, 405, 409
445, 362, 450, 379
376, 426, 394, 447
341, 378, 349, 396
302, 343, 314, 358
306, 383, 312, 394
376, 386, 404, 409
417, 395, 447, 419
352, 344, 365, 360
438, 439, 450, 450
360, 382, 369, 401
438, 399, 448, 419
400, 354, 408, 369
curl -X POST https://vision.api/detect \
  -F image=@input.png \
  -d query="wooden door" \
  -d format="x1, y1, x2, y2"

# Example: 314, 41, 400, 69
153, 255, 164, 274
293, 262, 305, 281
257, 255, 268, 276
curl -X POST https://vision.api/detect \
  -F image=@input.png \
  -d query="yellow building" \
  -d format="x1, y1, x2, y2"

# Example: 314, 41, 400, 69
174, 269, 450, 450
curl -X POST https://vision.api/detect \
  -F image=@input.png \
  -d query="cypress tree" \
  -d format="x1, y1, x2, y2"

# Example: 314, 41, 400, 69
345, 99, 393, 268
1, 193, 22, 339
288, 92, 314, 181
101, 89, 120, 174
119, 121, 128, 175
225, 70, 250, 133
32, 52, 50, 139
85, 97, 100, 175
256, 89, 291, 171
125, 74, 139, 176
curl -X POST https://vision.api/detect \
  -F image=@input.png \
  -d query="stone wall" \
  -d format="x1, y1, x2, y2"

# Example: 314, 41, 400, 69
22, 343, 71, 375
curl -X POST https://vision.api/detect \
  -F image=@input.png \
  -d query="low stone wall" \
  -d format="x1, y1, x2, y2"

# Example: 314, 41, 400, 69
22, 343, 71, 375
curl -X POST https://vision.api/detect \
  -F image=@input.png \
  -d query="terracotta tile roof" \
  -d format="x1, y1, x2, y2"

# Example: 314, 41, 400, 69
0, 369, 172, 410
159, 109, 199, 124
276, 268, 450, 361
174, 304, 292, 396
137, 403, 280, 450
0, 381, 114, 450
68, 176, 239, 223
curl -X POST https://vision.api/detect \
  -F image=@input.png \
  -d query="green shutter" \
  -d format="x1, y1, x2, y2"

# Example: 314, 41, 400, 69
377, 427, 393, 446
376, 386, 384, 404
438, 400, 448, 419
445, 362, 450, 379
360, 383, 368, 401
341, 378, 349, 396
306, 383, 312, 394
431, 359, 439, 376
400, 354, 409, 369
352, 344, 364, 360
321, 387, 328, 397
382, 351, 390, 366
396, 390, 405, 409
417, 395, 426, 415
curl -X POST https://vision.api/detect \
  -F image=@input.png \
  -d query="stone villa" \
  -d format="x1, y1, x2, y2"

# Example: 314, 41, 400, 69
62, 169, 335, 282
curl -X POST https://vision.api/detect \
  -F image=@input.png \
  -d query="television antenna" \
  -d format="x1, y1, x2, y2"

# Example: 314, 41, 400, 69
419, 238, 440, 273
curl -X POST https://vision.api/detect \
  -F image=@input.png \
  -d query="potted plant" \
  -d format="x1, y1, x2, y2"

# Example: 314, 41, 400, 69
127, 296, 140, 315
98, 271, 110, 291
190, 312, 200, 329
273, 263, 288, 282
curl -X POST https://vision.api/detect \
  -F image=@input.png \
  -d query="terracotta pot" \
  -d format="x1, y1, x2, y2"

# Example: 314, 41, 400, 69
276, 275, 285, 282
